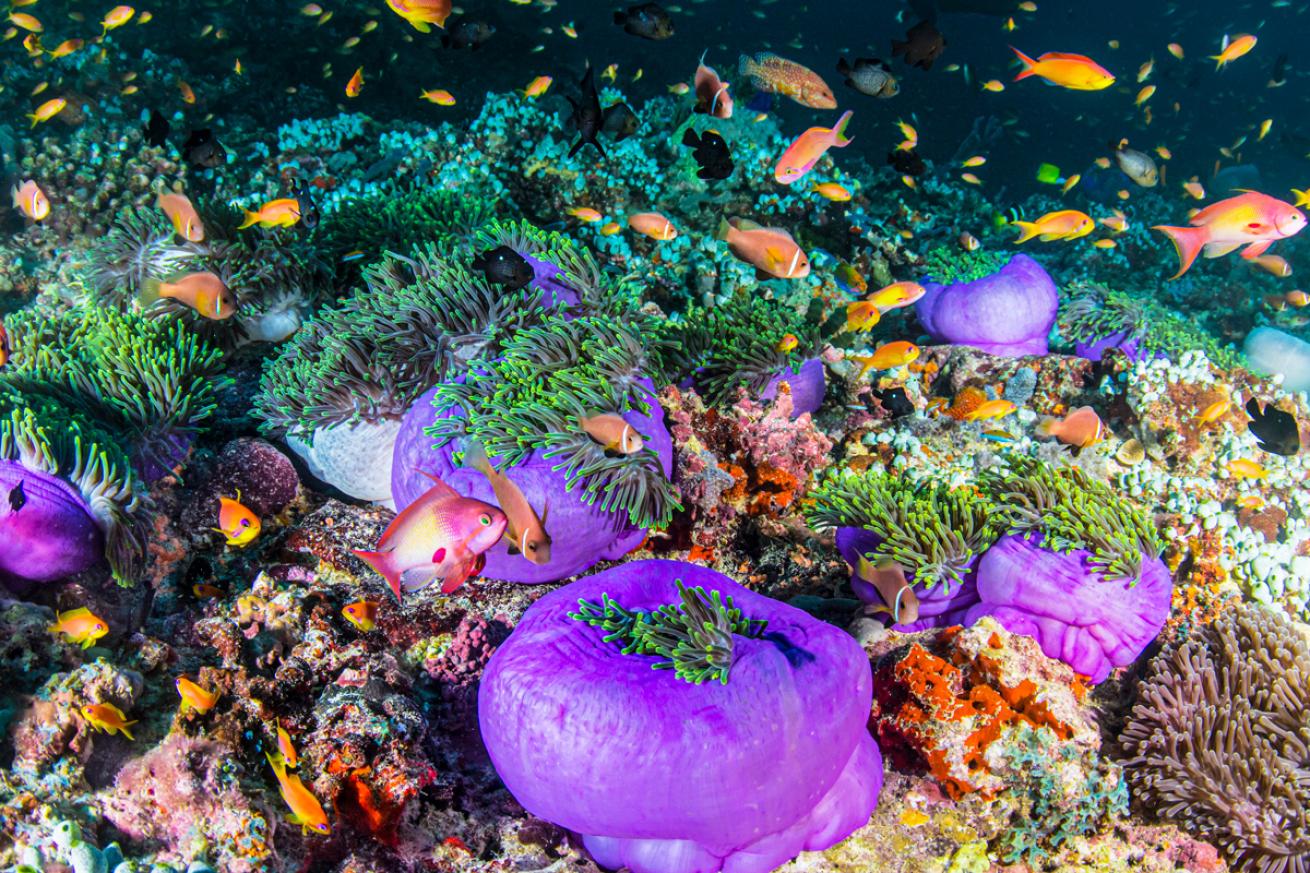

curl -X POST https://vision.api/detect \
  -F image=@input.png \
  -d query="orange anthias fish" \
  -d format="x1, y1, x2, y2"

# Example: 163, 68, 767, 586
812, 182, 851, 201
1036, 406, 1104, 448
156, 192, 205, 242
82, 703, 137, 740
1010, 47, 1115, 90
352, 474, 507, 600
176, 676, 220, 713
238, 198, 301, 229
694, 51, 733, 119
1152, 191, 1306, 278
1197, 399, 1230, 423
568, 206, 603, 223
867, 281, 926, 311
101, 5, 135, 35
579, 413, 644, 454
144, 271, 236, 320
738, 52, 836, 109
385, 0, 451, 32
28, 97, 66, 127
9, 12, 42, 32
716, 218, 810, 279
345, 67, 364, 98
845, 301, 881, 333
464, 441, 552, 563
855, 556, 919, 625
274, 725, 300, 768
1012, 210, 1095, 243
1226, 458, 1268, 480
11, 179, 49, 221
864, 341, 921, 371
522, 75, 553, 98
265, 752, 330, 835
420, 88, 455, 106
1211, 33, 1256, 70
628, 212, 677, 240
342, 599, 379, 631
48, 607, 109, 649
47, 38, 83, 59
963, 399, 1018, 422
214, 491, 260, 546
775, 110, 854, 185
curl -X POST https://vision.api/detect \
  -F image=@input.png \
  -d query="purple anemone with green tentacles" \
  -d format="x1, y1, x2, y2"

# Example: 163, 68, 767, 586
479, 560, 883, 873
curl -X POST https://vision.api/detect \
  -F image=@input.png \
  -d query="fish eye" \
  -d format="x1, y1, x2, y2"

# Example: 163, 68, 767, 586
479, 514, 492, 526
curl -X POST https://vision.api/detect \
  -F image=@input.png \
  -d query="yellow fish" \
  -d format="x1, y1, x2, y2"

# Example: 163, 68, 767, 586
214, 491, 261, 547
266, 752, 330, 835
419, 88, 455, 106
238, 198, 301, 229
176, 676, 220, 713
48, 607, 108, 649
963, 399, 1018, 422
342, 599, 379, 631
1197, 399, 1230, 423
28, 96, 66, 127
1226, 458, 1268, 480
81, 702, 136, 739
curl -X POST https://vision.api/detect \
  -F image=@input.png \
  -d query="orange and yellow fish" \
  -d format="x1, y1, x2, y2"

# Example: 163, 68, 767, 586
156, 192, 205, 242
862, 341, 921, 372
11, 179, 49, 221
844, 301, 881, 333
82, 702, 136, 739
1011, 47, 1115, 90
345, 67, 364, 98
774, 110, 853, 184
521, 75, 552, 98
867, 281, 925, 312
144, 272, 236, 320
238, 198, 301, 229
28, 96, 66, 127
385, 0, 451, 33
176, 676, 220, 713
1226, 458, 1268, 480
1152, 191, 1306, 279
1012, 209, 1095, 243
342, 599, 379, 631
578, 413, 643, 454
419, 88, 455, 106
738, 52, 836, 109
628, 212, 677, 240
215, 491, 260, 547
266, 752, 330, 835
1197, 399, 1230, 424
274, 725, 300, 768
812, 182, 852, 202
1211, 33, 1256, 70
48, 607, 109, 649
1036, 406, 1104, 447
101, 5, 135, 35
963, 399, 1018, 422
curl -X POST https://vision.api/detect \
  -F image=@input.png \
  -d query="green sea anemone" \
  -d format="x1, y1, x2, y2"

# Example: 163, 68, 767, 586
1058, 284, 1242, 368
805, 470, 1002, 591
982, 457, 1162, 582
673, 291, 818, 406
569, 580, 769, 686
920, 245, 1011, 286
315, 185, 502, 264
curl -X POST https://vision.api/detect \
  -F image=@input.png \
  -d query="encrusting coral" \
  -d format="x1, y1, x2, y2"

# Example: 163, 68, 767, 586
1119, 602, 1310, 873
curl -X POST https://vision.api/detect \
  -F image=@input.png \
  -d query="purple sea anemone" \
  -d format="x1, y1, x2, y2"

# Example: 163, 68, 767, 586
835, 527, 982, 631
0, 462, 104, 590
479, 560, 883, 873
760, 357, 826, 418
916, 254, 1058, 357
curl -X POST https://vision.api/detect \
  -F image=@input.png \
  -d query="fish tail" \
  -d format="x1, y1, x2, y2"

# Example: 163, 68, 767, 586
351, 549, 404, 603
1035, 416, 1056, 437
715, 217, 732, 240
140, 277, 165, 307
831, 110, 855, 148
1209, 54, 1225, 70
462, 439, 491, 474
1010, 220, 1041, 243
1010, 46, 1038, 80
1293, 188, 1310, 208
265, 750, 288, 781
680, 127, 699, 147
1151, 224, 1208, 279
120, 721, 137, 740
737, 53, 757, 83
836, 56, 851, 77
237, 209, 261, 229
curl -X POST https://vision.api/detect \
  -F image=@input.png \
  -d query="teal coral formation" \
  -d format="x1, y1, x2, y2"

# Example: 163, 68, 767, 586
807, 456, 1164, 585
672, 290, 819, 405
568, 580, 769, 685
996, 724, 1129, 864
920, 245, 1010, 285
1058, 284, 1243, 368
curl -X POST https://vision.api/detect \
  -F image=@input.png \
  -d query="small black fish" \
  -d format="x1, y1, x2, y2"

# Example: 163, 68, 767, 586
8, 481, 24, 512
681, 128, 733, 181
613, 2, 674, 40
836, 57, 899, 98
142, 109, 170, 148
1268, 53, 1289, 88
442, 18, 495, 50
182, 128, 226, 169
292, 179, 319, 231
891, 19, 946, 71
1246, 397, 1301, 456
601, 102, 638, 142
472, 246, 535, 291
567, 65, 606, 158
887, 147, 926, 176
873, 387, 914, 418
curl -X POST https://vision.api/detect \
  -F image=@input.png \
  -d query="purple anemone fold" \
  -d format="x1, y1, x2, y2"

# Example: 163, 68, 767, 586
835, 529, 1172, 683
479, 560, 883, 873
1071, 330, 1156, 364
963, 533, 1174, 684
0, 460, 103, 588
760, 357, 826, 418
390, 381, 675, 584
916, 254, 1059, 357
521, 251, 581, 309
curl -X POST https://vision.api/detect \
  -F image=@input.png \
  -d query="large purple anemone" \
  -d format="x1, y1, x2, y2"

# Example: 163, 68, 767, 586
479, 560, 883, 873
0, 461, 104, 589
916, 254, 1058, 357
391, 378, 675, 584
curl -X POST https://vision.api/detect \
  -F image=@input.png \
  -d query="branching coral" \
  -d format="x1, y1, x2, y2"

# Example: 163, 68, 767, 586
1119, 603, 1310, 873
672, 291, 819, 406
806, 471, 1003, 591
1059, 284, 1242, 367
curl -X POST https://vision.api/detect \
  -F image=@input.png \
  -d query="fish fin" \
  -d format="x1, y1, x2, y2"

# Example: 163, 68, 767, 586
119, 724, 136, 741
351, 549, 404, 603
237, 209, 260, 230
831, 110, 855, 148
756, 268, 773, 281
1241, 240, 1273, 259
140, 277, 166, 306
1010, 46, 1038, 80
1203, 242, 1241, 258
681, 127, 699, 147
1150, 224, 1208, 278
410, 20, 431, 33
736, 53, 753, 78
1010, 220, 1041, 243
1035, 416, 1057, 437
715, 217, 732, 240
439, 562, 477, 595
836, 56, 852, 77
462, 439, 491, 474
415, 471, 461, 500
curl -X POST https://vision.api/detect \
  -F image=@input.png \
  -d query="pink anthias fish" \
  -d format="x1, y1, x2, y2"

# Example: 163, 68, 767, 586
1152, 191, 1306, 279
774, 110, 854, 185
352, 474, 507, 600
694, 51, 733, 119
